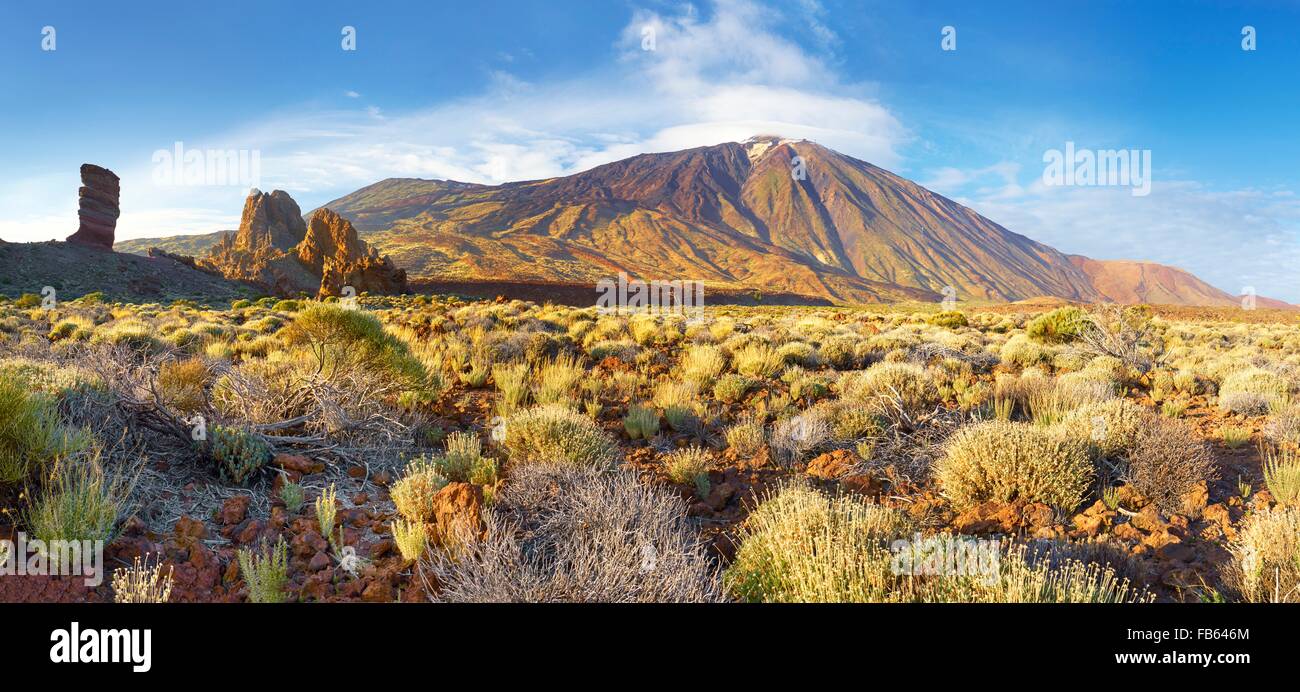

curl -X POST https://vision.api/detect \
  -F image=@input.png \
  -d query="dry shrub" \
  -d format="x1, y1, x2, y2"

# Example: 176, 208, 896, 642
1219, 367, 1290, 414
1228, 507, 1300, 602
936, 420, 1093, 511
1123, 416, 1215, 514
1057, 398, 1152, 459
726, 483, 1149, 603
839, 362, 938, 418
769, 411, 832, 466
725, 483, 912, 602
424, 465, 722, 602
156, 357, 208, 415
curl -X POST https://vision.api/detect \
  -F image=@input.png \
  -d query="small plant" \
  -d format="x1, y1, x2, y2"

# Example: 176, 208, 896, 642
664, 447, 713, 498
623, 403, 660, 440
725, 414, 766, 457
315, 483, 338, 541
434, 431, 497, 485
391, 459, 448, 522
238, 536, 290, 603
112, 555, 174, 604
1101, 485, 1122, 511
0, 378, 89, 484
391, 517, 428, 563
713, 373, 755, 403
1219, 425, 1251, 449
207, 425, 272, 485
1160, 399, 1187, 418
27, 454, 132, 555
1262, 444, 1300, 509
280, 480, 305, 513
1237, 475, 1253, 501
1025, 306, 1085, 344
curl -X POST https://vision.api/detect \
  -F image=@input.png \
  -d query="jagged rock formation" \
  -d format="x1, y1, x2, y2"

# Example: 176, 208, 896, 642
299, 208, 407, 296
65, 164, 120, 249
197, 189, 407, 297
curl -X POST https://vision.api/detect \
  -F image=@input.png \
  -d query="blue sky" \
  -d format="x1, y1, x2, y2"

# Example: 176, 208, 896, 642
2, 0, 1298, 300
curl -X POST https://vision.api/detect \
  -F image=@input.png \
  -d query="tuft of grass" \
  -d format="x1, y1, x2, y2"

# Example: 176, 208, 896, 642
1218, 425, 1251, 449
26, 453, 133, 550
623, 403, 660, 440
391, 460, 447, 522
1228, 507, 1300, 602
315, 483, 339, 540
724, 414, 766, 457
0, 378, 89, 484
664, 447, 712, 498
502, 404, 620, 469
732, 344, 785, 379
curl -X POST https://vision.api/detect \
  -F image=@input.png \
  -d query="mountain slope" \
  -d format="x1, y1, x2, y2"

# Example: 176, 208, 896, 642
1067, 255, 1238, 307
314, 137, 1098, 304
115, 230, 231, 257
114, 137, 1263, 308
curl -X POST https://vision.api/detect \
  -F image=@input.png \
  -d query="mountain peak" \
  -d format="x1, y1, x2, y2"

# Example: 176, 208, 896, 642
742, 134, 801, 162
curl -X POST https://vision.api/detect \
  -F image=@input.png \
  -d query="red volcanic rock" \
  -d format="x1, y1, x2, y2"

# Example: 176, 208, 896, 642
430, 482, 485, 547
219, 495, 251, 525
197, 189, 407, 297
65, 164, 120, 249
235, 188, 307, 252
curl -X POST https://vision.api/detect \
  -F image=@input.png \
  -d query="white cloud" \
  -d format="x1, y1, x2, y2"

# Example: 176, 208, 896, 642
935, 173, 1300, 302
0, 0, 906, 244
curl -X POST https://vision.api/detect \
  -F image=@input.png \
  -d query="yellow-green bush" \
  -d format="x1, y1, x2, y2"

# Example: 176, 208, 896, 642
936, 420, 1093, 511
502, 404, 620, 469
1228, 507, 1300, 602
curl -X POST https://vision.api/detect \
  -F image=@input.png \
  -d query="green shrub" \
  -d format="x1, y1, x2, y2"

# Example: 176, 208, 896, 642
936, 420, 1093, 511
664, 447, 712, 498
428, 431, 498, 486
0, 379, 89, 484
927, 311, 968, 329
713, 373, 755, 403
25, 453, 131, 550
282, 304, 432, 395
1026, 306, 1085, 344
207, 425, 272, 485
